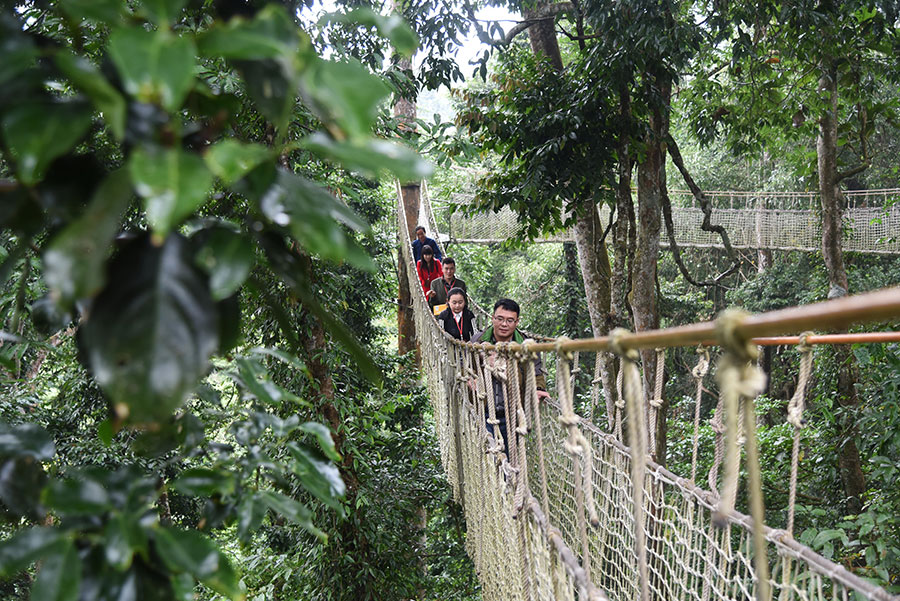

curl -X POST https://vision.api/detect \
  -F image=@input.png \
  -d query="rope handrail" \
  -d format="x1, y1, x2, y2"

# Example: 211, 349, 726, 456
398, 183, 900, 601
433, 286, 900, 353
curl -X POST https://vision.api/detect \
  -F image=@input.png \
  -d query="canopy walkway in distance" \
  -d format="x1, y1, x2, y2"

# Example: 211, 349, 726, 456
398, 183, 900, 601
427, 175, 900, 254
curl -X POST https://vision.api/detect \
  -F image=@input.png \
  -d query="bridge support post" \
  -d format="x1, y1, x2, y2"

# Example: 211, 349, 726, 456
398, 183, 420, 358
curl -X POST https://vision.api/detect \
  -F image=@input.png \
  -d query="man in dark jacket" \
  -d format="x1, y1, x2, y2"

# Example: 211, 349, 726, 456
411, 225, 442, 262
428, 256, 466, 309
472, 298, 550, 448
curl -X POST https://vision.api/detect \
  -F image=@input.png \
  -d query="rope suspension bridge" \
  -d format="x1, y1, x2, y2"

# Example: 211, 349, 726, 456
428, 174, 900, 254
397, 183, 900, 601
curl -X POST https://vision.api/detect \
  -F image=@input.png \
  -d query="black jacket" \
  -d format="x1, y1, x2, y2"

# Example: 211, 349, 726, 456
437, 307, 475, 341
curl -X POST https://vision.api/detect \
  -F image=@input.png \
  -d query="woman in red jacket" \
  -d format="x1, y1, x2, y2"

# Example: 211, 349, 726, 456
417, 245, 443, 300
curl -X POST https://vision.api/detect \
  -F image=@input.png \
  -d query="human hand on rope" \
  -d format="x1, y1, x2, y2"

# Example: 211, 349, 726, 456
536, 390, 550, 400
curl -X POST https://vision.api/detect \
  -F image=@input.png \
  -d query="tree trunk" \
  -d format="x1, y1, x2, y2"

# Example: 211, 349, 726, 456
523, 0, 564, 71
633, 80, 667, 464
563, 241, 581, 336
612, 84, 633, 327
299, 256, 369, 599
398, 184, 420, 358
394, 50, 420, 359
817, 68, 866, 514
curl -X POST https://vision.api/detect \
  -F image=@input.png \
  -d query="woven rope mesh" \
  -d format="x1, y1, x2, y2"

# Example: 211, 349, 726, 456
398, 184, 899, 601
428, 180, 900, 254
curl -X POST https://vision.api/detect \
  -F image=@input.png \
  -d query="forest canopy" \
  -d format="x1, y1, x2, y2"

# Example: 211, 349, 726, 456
2, 0, 900, 599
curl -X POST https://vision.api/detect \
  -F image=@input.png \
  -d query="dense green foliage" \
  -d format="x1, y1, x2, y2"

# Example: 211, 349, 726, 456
0, 1, 482, 599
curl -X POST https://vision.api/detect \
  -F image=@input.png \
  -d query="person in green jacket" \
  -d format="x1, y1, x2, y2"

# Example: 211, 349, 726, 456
472, 298, 550, 448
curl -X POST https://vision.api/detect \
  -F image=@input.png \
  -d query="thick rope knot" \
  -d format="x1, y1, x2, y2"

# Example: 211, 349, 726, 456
608, 328, 639, 361
554, 336, 574, 361
715, 308, 759, 362
558, 413, 580, 427
692, 346, 710, 379
797, 331, 814, 353
649, 398, 664, 408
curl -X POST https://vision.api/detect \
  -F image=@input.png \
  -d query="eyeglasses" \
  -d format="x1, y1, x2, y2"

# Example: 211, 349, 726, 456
492, 316, 518, 326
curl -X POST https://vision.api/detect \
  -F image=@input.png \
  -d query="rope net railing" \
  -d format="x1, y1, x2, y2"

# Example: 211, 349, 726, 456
430, 178, 900, 253
399, 184, 900, 601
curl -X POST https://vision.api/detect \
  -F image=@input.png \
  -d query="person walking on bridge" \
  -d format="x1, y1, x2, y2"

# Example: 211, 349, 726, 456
411, 225, 442, 263
472, 298, 551, 448
429, 256, 466, 310
416, 245, 442, 298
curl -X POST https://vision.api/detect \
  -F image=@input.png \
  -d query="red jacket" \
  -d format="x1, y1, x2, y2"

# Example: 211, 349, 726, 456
416, 259, 443, 296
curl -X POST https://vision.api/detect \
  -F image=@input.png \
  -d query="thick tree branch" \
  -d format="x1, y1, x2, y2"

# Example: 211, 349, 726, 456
502, 2, 574, 45
836, 161, 870, 183
666, 134, 741, 286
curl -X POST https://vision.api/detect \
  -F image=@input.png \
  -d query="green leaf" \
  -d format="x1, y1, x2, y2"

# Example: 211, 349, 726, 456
141, 0, 188, 26
59, 0, 125, 23
1, 100, 93, 185
300, 132, 432, 181
170, 468, 236, 497
30, 539, 80, 601
130, 147, 213, 238
259, 237, 380, 384
0, 528, 63, 576
194, 226, 255, 300
234, 59, 296, 137
44, 478, 110, 515
297, 422, 340, 462
104, 513, 148, 571
97, 419, 114, 446
257, 168, 374, 270
236, 495, 266, 542
0, 17, 37, 86
248, 347, 305, 370
54, 51, 127, 140
204, 140, 271, 185
301, 57, 390, 140
322, 9, 418, 56
154, 528, 243, 600
0, 422, 56, 460
196, 4, 308, 61
258, 491, 326, 542
80, 234, 219, 423
0, 457, 47, 519
44, 169, 133, 309
286, 442, 345, 513
231, 357, 302, 406
108, 27, 196, 111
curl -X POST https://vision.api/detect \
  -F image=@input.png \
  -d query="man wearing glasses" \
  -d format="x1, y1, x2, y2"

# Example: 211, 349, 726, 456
472, 299, 551, 448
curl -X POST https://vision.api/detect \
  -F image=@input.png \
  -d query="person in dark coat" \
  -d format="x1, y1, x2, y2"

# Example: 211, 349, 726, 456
411, 225, 442, 262
436, 287, 475, 341
429, 256, 467, 310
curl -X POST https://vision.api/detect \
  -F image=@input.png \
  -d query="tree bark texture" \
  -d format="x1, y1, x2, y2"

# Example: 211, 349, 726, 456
633, 86, 666, 463
817, 68, 866, 513
299, 257, 369, 599
612, 85, 634, 327
523, 0, 564, 71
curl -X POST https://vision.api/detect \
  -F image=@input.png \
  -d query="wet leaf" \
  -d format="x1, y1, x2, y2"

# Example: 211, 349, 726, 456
301, 57, 389, 140
1, 100, 93, 185
204, 140, 270, 185
301, 132, 432, 181
44, 169, 133, 309
108, 27, 196, 111
258, 491, 325, 542
130, 147, 213, 238
54, 51, 127, 140
153, 528, 243, 599
0, 528, 63, 576
31, 539, 80, 601
193, 226, 254, 300
80, 234, 219, 423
